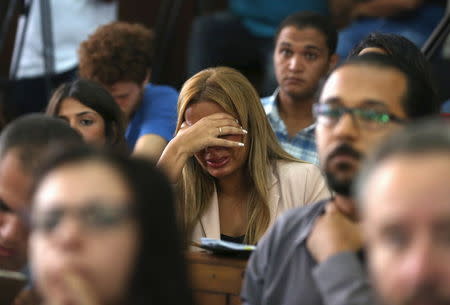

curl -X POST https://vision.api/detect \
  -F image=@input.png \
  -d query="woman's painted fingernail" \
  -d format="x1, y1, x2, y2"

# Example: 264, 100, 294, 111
242, 129, 248, 134
237, 142, 245, 147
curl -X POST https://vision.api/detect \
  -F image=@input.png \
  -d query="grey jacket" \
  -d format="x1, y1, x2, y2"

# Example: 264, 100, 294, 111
241, 200, 375, 305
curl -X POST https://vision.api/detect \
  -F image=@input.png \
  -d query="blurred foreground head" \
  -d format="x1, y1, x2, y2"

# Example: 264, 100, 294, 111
356, 120, 450, 305
29, 148, 193, 305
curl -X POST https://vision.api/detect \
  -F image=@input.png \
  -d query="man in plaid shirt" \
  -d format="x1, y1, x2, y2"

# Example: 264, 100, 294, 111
262, 12, 338, 165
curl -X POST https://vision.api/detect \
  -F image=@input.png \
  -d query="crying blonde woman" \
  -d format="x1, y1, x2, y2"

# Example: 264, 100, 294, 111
158, 67, 330, 246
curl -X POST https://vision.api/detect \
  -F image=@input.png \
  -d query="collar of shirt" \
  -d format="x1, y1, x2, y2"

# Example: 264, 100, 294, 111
262, 88, 316, 137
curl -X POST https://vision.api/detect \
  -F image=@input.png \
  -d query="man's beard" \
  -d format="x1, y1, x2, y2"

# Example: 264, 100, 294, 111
325, 169, 353, 197
324, 143, 362, 197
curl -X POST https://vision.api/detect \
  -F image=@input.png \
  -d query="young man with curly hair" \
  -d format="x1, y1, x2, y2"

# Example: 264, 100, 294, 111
78, 22, 178, 160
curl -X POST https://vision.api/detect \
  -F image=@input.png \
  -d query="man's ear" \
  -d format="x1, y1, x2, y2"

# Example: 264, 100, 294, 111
328, 54, 339, 72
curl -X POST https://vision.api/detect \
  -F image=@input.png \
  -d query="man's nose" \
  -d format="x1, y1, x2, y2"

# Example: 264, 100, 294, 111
288, 55, 304, 71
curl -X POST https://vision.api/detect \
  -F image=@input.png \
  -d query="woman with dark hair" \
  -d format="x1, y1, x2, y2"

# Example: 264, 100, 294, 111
28, 147, 193, 305
46, 79, 128, 154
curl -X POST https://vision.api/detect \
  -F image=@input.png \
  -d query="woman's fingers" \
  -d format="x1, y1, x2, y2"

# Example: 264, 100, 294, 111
212, 117, 242, 128
209, 137, 245, 147
174, 113, 247, 155
178, 116, 241, 134
205, 112, 237, 121
179, 118, 244, 137
197, 113, 242, 130
216, 126, 248, 137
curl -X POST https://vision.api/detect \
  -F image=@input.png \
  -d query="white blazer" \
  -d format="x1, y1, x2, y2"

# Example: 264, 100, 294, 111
191, 160, 330, 244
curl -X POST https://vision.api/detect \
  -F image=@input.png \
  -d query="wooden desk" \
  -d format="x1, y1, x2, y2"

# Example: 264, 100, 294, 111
187, 251, 248, 305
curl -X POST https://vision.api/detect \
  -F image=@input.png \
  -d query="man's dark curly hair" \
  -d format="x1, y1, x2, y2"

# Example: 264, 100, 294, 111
79, 22, 154, 86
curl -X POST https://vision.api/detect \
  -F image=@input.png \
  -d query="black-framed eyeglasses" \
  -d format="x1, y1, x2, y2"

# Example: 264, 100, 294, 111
30, 203, 134, 234
313, 103, 406, 130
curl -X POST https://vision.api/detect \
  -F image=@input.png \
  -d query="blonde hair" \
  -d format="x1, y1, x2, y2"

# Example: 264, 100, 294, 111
177, 67, 301, 244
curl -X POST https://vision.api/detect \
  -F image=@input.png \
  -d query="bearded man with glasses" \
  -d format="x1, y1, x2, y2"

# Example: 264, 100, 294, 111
241, 53, 439, 305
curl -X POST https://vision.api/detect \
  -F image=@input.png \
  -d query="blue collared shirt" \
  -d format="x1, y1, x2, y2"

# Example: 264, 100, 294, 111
261, 90, 319, 165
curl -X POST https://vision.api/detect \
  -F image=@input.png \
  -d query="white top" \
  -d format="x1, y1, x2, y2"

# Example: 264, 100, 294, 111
12, 0, 117, 78
191, 160, 331, 245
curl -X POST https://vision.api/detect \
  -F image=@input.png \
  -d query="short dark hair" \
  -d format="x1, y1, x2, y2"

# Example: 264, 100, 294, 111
46, 79, 128, 154
0, 114, 84, 172
78, 22, 154, 85
349, 33, 439, 110
275, 11, 338, 55
32, 147, 194, 305
355, 119, 450, 208
334, 53, 440, 118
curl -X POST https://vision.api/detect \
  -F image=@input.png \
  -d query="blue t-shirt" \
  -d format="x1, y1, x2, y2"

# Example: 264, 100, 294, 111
229, 0, 329, 37
125, 83, 178, 150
